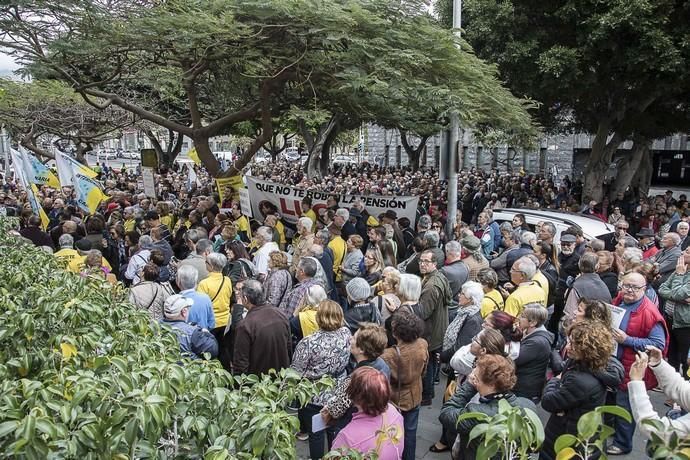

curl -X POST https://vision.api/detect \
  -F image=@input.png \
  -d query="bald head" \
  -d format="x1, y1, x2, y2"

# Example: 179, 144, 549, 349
62, 220, 77, 234
620, 272, 647, 304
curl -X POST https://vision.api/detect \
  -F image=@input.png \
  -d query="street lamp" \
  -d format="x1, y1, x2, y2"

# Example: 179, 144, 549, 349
446, 0, 462, 239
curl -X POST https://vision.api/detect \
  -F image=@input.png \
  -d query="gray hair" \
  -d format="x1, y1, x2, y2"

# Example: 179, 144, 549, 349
418, 215, 432, 230
578, 252, 598, 274
298, 216, 313, 232
445, 240, 462, 257
304, 284, 328, 306
397, 273, 422, 303
678, 221, 689, 230
139, 235, 153, 249
176, 265, 199, 290
541, 222, 557, 237
298, 256, 318, 277
196, 239, 213, 255
424, 230, 440, 248
622, 247, 643, 265
521, 304, 548, 326
58, 233, 74, 248
590, 239, 606, 252
521, 231, 537, 246
665, 232, 681, 245
184, 229, 202, 245
205, 252, 227, 272
241, 279, 266, 306
256, 226, 273, 243
514, 256, 537, 279
461, 281, 484, 307
315, 229, 330, 244
309, 244, 324, 258
335, 208, 350, 221
499, 222, 513, 234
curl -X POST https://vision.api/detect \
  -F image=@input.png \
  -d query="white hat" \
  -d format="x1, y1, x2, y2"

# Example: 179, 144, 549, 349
164, 294, 193, 318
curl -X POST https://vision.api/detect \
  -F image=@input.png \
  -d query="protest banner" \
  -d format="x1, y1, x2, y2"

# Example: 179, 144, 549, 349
216, 175, 243, 203
246, 177, 419, 224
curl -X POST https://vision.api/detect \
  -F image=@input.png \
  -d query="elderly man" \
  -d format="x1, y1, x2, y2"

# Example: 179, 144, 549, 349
252, 226, 279, 282
563, 252, 612, 320
53, 233, 80, 268
538, 222, 557, 245
176, 265, 215, 330
605, 220, 635, 252
504, 257, 547, 317
651, 232, 682, 288
418, 249, 452, 405
197, 252, 232, 340
179, 237, 212, 282
161, 294, 218, 360
334, 207, 356, 240
279, 257, 322, 317
678, 221, 690, 251
636, 228, 659, 260
459, 234, 490, 282
232, 279, 291, 375
123, 206, 137, 233
290, 217, 315, 275
20, 215, 54, 249
124, 235, 153, 284
505, 231, 536, 272
441, 240, 469, 302
608, 272, 668, 455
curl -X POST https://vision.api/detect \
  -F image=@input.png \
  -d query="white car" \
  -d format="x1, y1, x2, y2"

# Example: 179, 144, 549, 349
332, 155, 356, 165
121, 151, 140, 160
491, 208, 616, 243
282, 147, 301, 161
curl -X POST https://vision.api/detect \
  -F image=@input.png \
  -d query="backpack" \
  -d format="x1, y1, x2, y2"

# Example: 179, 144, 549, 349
237, 258, 258, 280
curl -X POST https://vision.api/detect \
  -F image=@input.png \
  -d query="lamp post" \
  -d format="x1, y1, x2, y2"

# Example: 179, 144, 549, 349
445, 0, 462, 239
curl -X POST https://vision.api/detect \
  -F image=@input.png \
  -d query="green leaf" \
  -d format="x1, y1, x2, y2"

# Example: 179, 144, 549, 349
251, 429, 267, 456
556, 447, 577, 460
0, 421, 19, 439
554, 434, 578, 453
576, 411, 600, 440
597, 405, 632, 423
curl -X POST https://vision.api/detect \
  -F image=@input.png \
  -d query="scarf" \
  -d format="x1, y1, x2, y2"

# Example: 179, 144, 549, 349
442, 303, 480, 352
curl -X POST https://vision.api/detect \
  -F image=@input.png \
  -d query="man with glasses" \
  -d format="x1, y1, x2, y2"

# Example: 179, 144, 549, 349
608, 272, 668, 455
605, 221, 635, 252
504, 257, 546, 317
418, 250, 452, 406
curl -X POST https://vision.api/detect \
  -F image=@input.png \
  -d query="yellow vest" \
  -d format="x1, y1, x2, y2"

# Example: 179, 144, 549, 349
481, 289, 506, 318
328, 236, 347, 282
298, 307, 319, 337
54, 248, 80, 268
67, 255, 113, 273
504, 282, 546, 317
197, 272, 232, 328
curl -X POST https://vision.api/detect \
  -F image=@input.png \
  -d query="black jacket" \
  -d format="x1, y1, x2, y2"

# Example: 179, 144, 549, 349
440, 311, 482, 363
513, 328, 554, 401
598, 270, 619, 299
439, 381, 536, 460
540, 358, 624, 460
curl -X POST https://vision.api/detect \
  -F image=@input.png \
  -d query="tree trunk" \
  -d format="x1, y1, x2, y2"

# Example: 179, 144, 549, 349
582, 120, 624, 203
300, 114, 340, 180
74, 143, 91, 165
490, 147, 498, 169
400, 130, 430, 172
608, 135, 651, 200
193, 136, 221, 177
630, 142, 653, 199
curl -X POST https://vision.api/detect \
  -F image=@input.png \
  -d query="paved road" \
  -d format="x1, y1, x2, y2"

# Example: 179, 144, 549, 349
296, 384, 668, 459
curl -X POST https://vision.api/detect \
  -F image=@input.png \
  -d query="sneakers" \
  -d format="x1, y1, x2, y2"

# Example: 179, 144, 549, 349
296, 432, 309, 441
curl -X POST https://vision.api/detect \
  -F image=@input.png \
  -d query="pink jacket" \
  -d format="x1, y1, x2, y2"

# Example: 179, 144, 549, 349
331, 404, 404, 459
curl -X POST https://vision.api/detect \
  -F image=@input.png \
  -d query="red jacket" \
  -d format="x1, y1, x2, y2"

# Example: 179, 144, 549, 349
613, 294, 668, 390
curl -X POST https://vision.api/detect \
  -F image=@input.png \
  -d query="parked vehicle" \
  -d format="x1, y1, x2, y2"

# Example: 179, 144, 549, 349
491, 208, 616, 242
332, 155, 356, 165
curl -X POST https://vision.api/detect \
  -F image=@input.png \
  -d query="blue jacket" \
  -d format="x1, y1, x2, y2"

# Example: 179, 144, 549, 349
161, 319, 218, 359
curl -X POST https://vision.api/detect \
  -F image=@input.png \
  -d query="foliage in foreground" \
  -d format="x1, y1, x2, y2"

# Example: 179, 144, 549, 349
0, 218, 331, 459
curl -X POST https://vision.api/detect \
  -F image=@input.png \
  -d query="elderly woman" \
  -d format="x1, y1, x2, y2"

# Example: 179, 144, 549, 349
371, 267, 401, 321
514, 304, 554, 402
264, 250, 293, 308
341, 234, 364, 283
331, 367, 405, 459
129, 262, 173, 320
291, 300, 352, 459
197, 252, 233, 342
291, 284, 328, 342
440, 281, 484, 365
439, 355, 536, 460
540, 321, 623, 460
344, 277, 381, 333
477, 268, 505, 318
381, 310, 428, 460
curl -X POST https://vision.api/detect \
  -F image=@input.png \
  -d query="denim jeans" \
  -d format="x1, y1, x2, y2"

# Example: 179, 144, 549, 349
612, 389, 634, 453
298, 403, 334, 459
423, 348, 441, 400
401, 406, 420, 460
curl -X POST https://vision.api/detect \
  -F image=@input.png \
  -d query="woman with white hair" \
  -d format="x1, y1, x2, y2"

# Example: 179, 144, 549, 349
197, 252, 233, 342
384, 273, 422, 346
291, 284, 328, 342
440, 281, 484, 365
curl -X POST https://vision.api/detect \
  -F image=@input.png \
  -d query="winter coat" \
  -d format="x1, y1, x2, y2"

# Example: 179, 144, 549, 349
419, 270, 452, 351
513, 328, 554, 401
540, 358, 624, 460
598, 270, 619, 299
439, 381, 536, 460
381, 338, 429, 411
129, 281, 174, 321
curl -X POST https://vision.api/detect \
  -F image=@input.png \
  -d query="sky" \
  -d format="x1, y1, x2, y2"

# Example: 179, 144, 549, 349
0, 52, 20, 77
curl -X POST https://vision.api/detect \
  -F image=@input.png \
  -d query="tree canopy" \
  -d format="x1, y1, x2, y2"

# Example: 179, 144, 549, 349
456, 0, 690, 199
0, 0, 536, 178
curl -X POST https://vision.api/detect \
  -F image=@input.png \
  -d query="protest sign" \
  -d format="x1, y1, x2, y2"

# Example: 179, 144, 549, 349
216, 175, 243, 203
246, 177, 419, 224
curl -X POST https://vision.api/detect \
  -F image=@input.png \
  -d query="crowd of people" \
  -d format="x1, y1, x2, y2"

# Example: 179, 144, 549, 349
2, 158, 690, 459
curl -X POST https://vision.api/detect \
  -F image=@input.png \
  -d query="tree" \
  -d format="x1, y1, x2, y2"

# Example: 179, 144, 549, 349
455, 0, 690, 201
0, 0, 535, 179
0, 78, 133, 163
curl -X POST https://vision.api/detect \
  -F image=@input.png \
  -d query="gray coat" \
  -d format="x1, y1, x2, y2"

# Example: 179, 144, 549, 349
441, 260, 470, 301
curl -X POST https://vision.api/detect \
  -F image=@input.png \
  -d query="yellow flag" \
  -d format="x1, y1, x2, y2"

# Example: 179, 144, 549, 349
30, 184, 50, 230
188, 147, 201, 165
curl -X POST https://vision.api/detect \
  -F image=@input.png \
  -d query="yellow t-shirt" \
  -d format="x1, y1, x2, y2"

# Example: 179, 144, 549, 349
504, 282, 547, 317
160, 215, 173, 230
275, 220, 287, 248
54, 248, 80, 268
532, 270, 550, 302
481, 289, 505, 318
67, 255, 113, 273
302, 209, 317, 228
197, 272, 232, 328
124, 218, 136, 233
234, 215, 250, 237
298, 307, 319, 337
328, 236, 347, 282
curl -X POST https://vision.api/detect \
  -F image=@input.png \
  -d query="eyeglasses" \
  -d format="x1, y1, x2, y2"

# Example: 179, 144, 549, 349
419, 259, 433, 264
621, 284, 645, 291
364, 255, 375, 260
617, 226, 628, 230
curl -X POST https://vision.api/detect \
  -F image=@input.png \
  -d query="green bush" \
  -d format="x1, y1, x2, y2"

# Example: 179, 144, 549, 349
0, 218, 331, 459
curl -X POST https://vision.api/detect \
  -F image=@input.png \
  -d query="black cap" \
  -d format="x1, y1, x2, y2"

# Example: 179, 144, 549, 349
636, 228, 655, 238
